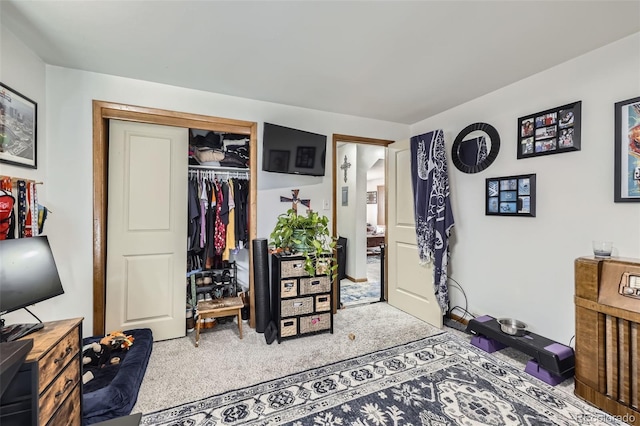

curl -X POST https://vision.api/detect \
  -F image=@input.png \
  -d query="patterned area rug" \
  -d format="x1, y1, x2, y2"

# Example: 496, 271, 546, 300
141, 332, 623, 425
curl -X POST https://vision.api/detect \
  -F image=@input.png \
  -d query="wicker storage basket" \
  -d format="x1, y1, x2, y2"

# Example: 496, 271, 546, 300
280, 279, 298, 297
300, 276, 331, 295
280, 259, 307, 278
280, 318, 297, 337
281, 296, 313, 317
300, 313, 331, 334
315, 295, 331, 312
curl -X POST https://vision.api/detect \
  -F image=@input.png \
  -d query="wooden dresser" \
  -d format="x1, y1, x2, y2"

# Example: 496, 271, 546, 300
0, 317, 83, 426
575, 257, 639, 425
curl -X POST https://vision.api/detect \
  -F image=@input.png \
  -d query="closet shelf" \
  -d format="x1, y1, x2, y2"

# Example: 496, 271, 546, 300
188, 165, 249, 172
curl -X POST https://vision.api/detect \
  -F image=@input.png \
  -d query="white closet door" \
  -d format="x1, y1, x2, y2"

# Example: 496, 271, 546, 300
106, 120, 188, 340
387, 139, 443, 327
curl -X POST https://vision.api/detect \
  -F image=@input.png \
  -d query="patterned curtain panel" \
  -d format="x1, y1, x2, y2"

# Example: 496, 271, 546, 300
410, 129, 455, 312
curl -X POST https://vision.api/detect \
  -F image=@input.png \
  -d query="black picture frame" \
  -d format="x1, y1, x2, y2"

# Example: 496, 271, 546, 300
295, 146, 316, 168
366, 191, 377, 204
614, 96, 640, 202
517, 101, 581, 159
486, 173, 536, 217
268, 150, 290, 172
0, 82, 37, 168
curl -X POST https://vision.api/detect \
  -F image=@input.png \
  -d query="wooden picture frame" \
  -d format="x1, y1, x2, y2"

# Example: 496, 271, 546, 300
517, 101, 581, 159
614, 96, 640, 202
0, 82, 37, 168
486, 173, 536, 217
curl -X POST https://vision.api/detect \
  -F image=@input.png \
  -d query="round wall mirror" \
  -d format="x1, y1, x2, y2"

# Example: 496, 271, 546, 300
451, 122, 500, 173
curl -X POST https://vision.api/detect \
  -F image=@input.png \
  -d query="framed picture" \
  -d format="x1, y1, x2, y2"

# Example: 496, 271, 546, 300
268, 149, 290, 172
366, 191, 377, 204
341, 186, 348, 206
517, 101, 581, 159
486, 173, 536, 217
295, 146, 315, 168
0, 82, 37, 168
614, 96, 640, 202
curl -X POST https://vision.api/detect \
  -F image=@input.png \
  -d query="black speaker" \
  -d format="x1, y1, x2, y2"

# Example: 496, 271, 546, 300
252, 238, 271, 333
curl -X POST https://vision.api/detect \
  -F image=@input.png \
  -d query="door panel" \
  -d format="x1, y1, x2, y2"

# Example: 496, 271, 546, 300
387, 139, 443, 327
107, 120, 188, 340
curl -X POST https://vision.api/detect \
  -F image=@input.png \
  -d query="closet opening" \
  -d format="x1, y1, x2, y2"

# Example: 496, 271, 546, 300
186, 128, 252, 331
92, 101, 257, 336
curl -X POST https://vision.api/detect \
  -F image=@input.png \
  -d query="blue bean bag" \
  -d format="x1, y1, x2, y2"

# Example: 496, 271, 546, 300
81, 328, 153, 425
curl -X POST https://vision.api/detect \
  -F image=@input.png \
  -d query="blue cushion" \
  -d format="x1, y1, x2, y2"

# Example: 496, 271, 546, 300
82, 328, 153, 425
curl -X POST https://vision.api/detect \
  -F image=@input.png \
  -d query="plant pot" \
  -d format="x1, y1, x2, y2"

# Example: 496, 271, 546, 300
291, 229, 311, 253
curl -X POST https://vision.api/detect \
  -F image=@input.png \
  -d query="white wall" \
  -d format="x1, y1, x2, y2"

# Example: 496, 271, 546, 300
411, 32, 640, 344
38, 66, 407, 335
0, 26, 57, 327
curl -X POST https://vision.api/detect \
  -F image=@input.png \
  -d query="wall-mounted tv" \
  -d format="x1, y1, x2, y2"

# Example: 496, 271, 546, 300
262, 123, 327, 176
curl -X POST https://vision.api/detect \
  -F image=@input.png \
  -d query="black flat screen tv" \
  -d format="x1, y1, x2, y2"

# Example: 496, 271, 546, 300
262, 123, 327, 176
0, 236, 64, 316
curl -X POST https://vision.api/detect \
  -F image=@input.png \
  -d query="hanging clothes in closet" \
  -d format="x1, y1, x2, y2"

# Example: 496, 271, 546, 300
186, 169, 249, 273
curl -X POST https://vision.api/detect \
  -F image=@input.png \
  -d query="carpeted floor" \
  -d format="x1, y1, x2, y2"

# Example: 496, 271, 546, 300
140, 331, 625, 425
132, 303, 626, 425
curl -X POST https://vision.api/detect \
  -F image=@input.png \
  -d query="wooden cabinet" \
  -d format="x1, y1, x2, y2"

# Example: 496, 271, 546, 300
0, 318, 83, 425
271, 253, 333, 343
574, 257, 639, 425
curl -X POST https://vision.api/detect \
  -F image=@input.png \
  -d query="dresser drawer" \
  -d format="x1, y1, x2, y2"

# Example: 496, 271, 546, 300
280, 259, 307, 278
38, 326, 80, 394
315, 295, 331, 312
39, 355, 80, 425
281, 296, 313, 317
45, 382, 81, 426
280, 278, 298, 297
300, 276, 331, 295
300, 313, 331, 334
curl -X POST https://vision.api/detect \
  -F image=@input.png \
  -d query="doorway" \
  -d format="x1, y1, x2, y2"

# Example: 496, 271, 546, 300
331, 134, 393, 310
92, 101, 258, 336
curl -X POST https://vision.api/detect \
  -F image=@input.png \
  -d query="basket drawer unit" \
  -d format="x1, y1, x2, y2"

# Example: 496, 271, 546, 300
280, 319, 298, 338
281, 297, 313, 317
280, 259, 307, 278
272, 253, 333, 343
300, 276, 331, 295
315, 295, 331, 312
280, 279, 298, 298
300, 313, 331, 334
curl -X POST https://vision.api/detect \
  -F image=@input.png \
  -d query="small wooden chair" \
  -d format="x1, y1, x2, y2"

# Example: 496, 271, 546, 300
194, 295, 244, 347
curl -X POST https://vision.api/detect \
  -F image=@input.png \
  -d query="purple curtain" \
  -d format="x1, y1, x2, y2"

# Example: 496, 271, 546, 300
410, 129, 455, 313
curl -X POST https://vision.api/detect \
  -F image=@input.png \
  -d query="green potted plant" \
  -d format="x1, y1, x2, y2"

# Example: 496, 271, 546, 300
270, 208, 338, 279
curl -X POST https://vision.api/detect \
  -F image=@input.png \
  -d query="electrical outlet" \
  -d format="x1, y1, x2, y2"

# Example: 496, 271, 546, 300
323, 199, 330, 210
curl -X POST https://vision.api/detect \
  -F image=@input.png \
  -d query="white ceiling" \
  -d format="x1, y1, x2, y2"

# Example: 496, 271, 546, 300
3, 1, 640, 124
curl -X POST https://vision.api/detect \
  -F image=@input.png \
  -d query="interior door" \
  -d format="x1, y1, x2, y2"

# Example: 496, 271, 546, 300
106, 120, 188, 340
387, 139, 443, 327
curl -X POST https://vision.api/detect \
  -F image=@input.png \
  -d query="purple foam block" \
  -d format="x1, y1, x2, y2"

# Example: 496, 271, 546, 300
544, 343, 574, 360
471, 335, 507, 353
525, 360, 565, 386
474, 315, 494, 323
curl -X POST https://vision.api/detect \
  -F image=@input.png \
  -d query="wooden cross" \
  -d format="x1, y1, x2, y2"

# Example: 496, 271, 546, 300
280, 189, 310, 213
340, 155, 351, 183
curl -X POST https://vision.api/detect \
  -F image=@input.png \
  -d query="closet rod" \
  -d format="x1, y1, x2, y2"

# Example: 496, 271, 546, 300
188, 169, 249, 180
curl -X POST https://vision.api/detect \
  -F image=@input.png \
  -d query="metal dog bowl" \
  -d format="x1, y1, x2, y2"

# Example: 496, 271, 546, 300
497, 318, 527, 336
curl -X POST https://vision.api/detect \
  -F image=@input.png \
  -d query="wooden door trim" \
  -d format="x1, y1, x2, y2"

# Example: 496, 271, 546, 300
331, 134, 394, 313
92, 100, 258, 335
